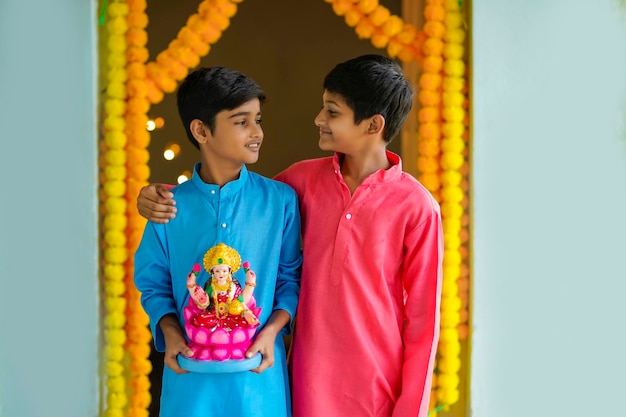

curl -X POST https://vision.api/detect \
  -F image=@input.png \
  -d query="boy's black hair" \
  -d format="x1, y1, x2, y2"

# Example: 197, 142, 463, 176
323, 54, 413, 143
177, 66, 267, 149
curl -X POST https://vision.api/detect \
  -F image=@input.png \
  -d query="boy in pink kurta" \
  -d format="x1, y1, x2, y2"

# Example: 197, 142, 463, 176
137, 54, 443, 417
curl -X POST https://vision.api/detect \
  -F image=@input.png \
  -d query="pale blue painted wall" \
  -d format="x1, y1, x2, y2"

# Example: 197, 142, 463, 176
0, 1, 100, 416
472, 1, 626, 416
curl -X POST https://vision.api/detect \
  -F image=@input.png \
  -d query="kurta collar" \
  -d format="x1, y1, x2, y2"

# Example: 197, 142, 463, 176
190, 162, 249, 198
332, 150, 402, 184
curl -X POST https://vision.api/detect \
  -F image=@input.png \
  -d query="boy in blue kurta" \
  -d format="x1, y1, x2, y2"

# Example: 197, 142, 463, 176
134, 66, 302, 417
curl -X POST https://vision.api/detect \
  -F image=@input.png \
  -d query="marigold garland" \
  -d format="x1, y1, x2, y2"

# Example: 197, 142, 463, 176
102, 2, 130, 416
326, 0, 426, 64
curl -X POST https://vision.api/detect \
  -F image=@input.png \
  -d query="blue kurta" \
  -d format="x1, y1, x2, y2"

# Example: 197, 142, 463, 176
134, 163, 302, 417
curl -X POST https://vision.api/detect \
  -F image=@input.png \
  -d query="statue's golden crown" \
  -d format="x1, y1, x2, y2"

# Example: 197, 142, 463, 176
203, 243, 241, 273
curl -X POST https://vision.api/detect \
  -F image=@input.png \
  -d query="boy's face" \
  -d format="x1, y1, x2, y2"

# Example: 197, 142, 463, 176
202, 98, 263, 166
314, 91, 368, 155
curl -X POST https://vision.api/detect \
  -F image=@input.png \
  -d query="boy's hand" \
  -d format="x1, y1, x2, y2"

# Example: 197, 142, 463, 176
159, 314, 193, 374
246, 327, 276, 374
137, 184, 177, 224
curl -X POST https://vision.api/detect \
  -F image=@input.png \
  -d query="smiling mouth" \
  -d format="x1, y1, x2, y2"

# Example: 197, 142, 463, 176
246, 142, 261, 149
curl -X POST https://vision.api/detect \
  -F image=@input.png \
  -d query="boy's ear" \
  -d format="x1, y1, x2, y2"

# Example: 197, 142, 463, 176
367, 114, 385, 135
190, 119, 210, 144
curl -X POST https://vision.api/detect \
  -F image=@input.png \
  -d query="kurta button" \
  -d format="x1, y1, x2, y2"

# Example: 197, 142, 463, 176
345, 213, 352, 220
210, 190, 216, 195
221, 223, 227, 228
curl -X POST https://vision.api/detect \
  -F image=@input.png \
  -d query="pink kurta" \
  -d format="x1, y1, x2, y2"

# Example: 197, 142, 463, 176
275, 151, 443, 417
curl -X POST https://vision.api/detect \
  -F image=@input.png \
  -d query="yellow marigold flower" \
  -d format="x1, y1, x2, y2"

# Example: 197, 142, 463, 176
441, 170, 462, 186
444, 43, 464, 59
104, 345, 125, 362
105, 149, 127, 166
107, 2, 129, 18
107, 392, 128, 409
104, 264, 125, 281
443, 217, 462, 236
437, 373, 460, 390
424, 21, 445, 39
437, 388, 460, 405
441, 185, 464, 203
443, 106, 465, 123
355, 18, 375, 39
106, 82, 126, 100
104, 213, 128, 231
442, 91, 464, 107
423, 55, 443, 73
424, 4, 445, 21
442, 264, 461, 280
441, 152, 464, 170
419, 90, 441, 107
358, 0, 379, 14
106, 328, 128, 346
444, 0, 461, 10
105, 197, 126, 215
106, 375, 126, 393
107, 53, 126, 69
344, 9, 363, 27
444, 59, 465, 77
445, 11, 463, 30
441, 296, 461, 315
105, 130, 127, 149
441, 279, 458, 298
105, 311, 127, 328
442, 137, 465, 154
444, 28, 466, 43
105, 247, 129, 265
105, 297, 127, 315
107, 17, 128, 36
104, 116, 126, 132
369, 6, 390, 26
443, 76, 465, 92
104, 408, 124, 417
439, 339, 461, 356
127, 11, 148, 29
104, 180, 126, 198
105, 165, 126, 182
108, 35, 126, 54
443, 248, 462, 266
104, 99, 125, 119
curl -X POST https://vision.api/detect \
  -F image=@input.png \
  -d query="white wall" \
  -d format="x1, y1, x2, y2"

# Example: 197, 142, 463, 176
472, 1, 626, 416
0, 1, 100, 416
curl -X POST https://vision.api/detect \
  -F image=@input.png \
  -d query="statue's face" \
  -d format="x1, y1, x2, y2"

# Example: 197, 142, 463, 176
212, 265, 230, 282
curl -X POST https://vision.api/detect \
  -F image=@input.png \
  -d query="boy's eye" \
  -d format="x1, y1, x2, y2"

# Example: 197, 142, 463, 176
256, 118, 262, 125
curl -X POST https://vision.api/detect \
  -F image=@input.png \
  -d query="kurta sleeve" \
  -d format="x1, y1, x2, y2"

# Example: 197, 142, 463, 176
392, 205, 443, 417
134, 222, 177, 352
271, 185, 302, 335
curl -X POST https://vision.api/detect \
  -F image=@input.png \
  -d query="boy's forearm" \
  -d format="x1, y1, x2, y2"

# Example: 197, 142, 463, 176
261, 309, 291, 337
158, 313, 184, 340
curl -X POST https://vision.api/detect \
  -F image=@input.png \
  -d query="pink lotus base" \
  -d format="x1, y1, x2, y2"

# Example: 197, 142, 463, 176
183, 297, 261, 361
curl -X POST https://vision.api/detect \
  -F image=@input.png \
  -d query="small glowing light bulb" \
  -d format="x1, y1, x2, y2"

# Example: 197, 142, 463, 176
177, 174, 189, 184
146, 120, 156, 131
